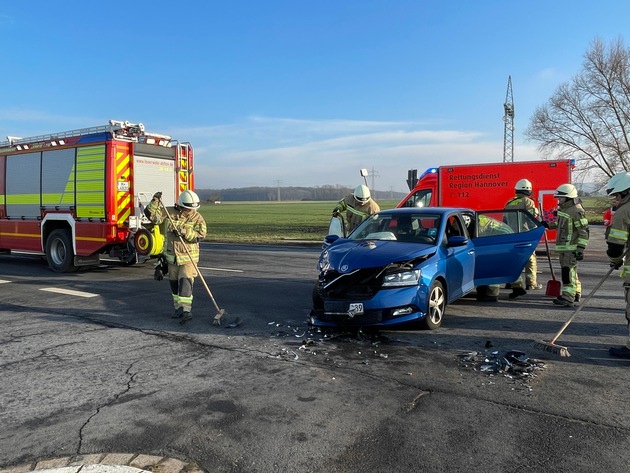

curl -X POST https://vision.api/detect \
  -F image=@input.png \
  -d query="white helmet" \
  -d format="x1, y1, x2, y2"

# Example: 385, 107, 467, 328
515, 178, 533, 194
607, 172, 630, 196
554, 183, 578, 199
606, 172, 630, 195
177, 190, 200, 209
353, 185, 371, 204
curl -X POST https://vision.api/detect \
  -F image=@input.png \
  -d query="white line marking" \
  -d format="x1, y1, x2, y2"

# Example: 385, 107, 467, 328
0, 279, 11, 284
40, 288, 99, 298
198, 266, 244, 273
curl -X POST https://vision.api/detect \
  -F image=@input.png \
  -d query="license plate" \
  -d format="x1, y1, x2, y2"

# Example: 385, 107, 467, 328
348, 303, 364, 317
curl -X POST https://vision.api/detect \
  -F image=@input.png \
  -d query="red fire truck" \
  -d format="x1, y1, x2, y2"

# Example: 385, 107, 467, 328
0, 120, 194, 272
398, 159, 575, 241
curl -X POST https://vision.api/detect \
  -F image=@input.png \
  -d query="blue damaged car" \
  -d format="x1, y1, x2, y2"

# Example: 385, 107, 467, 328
311, 207, 544, 329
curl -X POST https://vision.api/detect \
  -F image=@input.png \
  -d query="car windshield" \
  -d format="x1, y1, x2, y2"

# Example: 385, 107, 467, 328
350, 213, 441, 244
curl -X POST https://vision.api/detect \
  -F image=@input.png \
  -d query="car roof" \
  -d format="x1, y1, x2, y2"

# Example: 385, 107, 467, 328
376, 207, 474, 216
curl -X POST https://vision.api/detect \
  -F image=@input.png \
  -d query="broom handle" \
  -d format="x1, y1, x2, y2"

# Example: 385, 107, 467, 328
539, 203, 557, 281
158, 199, 223, 313
550, 266, 615, 344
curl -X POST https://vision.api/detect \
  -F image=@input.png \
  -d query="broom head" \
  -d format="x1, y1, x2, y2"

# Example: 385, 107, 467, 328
545, 279, 562, 297
533, 339, 571, 357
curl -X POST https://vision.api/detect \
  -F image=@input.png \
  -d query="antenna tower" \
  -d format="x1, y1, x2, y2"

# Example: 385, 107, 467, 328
503, 75, 515, 163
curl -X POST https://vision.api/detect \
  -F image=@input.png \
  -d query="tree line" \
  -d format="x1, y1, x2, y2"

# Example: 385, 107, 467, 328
195, 185, 408, 202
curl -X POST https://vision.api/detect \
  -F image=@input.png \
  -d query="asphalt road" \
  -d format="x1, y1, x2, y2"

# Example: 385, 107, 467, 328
1, 226, 630, 473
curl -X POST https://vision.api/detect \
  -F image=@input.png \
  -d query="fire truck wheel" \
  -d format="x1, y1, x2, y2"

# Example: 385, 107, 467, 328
45, 229, 78, 273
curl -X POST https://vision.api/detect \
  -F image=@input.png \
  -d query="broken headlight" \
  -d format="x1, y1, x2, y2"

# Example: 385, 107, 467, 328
382, 268, 421, 287
318, 250, 330, 272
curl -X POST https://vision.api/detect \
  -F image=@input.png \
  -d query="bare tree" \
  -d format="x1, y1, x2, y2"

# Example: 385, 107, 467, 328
526, 37, 630, 188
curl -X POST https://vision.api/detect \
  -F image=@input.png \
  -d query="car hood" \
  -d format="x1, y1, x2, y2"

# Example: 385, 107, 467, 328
325, 239, 435, 271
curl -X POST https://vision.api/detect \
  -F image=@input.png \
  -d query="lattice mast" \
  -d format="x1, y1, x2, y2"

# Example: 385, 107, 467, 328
503, 76, 515, 163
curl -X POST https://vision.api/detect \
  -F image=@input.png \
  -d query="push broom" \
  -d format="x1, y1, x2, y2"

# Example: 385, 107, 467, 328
158, 198, 228, 326
534, 266, 615, 357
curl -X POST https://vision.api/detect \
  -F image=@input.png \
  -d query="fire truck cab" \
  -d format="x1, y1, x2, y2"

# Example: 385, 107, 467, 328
0, 120, 194, 272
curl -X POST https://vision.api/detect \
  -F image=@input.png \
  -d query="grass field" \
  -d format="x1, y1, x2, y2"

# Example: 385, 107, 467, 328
198, 197, 611, 244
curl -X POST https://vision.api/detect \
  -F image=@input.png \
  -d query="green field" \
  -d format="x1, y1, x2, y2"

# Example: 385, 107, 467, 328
197, 197, 610, 244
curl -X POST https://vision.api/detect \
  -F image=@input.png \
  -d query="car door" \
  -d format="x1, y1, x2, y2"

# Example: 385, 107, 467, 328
442, 212, 475, 299
472, 209, 545, 286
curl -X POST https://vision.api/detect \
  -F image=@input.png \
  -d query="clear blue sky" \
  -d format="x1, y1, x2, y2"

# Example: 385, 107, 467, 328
1, 1, 628, 193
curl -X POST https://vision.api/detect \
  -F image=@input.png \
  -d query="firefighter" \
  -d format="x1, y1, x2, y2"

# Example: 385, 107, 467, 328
504, 178, 541, 299
542, 183, 589, 307
333, 185, 380, 233
605, 172, 630, 358
145, 190, 207, 323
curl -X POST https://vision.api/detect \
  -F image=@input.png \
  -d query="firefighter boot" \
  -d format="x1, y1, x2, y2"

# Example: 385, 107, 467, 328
172, 307, 184, 319
180, 311, 193, 324
508, 287, 527, 299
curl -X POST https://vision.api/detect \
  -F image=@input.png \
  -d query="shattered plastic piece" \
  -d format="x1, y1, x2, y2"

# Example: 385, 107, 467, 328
458, 349, 545, 384
504, 350, 529, 364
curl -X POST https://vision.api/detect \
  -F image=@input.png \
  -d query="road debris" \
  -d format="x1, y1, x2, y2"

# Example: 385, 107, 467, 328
457, 349, 545, 381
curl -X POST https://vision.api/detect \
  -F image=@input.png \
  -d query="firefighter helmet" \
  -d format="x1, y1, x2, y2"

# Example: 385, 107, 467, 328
177, 190, 200, 209
353, 185, 371, 204
607, 172, 630, 196
515, 178, 533, 194
606, 172, 630, 195
553, 183, 578, 199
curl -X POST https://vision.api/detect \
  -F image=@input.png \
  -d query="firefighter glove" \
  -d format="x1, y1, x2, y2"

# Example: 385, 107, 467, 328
154, 266, 163, 281
153, 191, 163, 201
611, 261, 622, 270
574, 251, 584, 261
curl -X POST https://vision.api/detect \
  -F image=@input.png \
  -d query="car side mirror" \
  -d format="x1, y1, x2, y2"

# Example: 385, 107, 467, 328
324, 234, 340, 245
447, 235, 469, 247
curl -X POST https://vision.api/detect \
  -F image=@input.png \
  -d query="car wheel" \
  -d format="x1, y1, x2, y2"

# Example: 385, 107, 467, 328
423, 280, 445, 330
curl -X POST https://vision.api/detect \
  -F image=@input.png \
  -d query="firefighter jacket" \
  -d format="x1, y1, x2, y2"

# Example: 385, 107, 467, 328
606, 193, 630, 277
145, 200, 207, 265
549, 199, 589, 253
504, 194, 539, 231
335, 195, 380, 232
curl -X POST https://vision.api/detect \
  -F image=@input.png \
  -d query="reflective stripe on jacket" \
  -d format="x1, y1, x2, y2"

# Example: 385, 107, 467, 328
552, 199, 589, 252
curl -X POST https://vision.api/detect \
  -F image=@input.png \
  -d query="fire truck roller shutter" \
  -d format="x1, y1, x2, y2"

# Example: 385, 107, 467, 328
42, 148, 76, 210
6, 152, 41, 218
133, 153, 177, 215
75, 145, 106, 219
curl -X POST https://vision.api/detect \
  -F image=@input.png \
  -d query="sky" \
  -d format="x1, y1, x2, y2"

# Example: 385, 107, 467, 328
1, 1, 629, 193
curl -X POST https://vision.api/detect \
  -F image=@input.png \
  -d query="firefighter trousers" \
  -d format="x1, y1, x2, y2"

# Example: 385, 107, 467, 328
168, 262, 198, 313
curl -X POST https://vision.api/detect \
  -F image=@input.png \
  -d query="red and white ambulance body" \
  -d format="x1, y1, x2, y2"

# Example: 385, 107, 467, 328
0, 120, 194, 272
398, 159, 575, 241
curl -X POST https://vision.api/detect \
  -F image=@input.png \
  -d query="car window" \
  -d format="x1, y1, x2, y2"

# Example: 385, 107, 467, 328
400, 189, 432, 208
350, 213, 440, 244
444, 214, 468, 242
474, 210, 541, 238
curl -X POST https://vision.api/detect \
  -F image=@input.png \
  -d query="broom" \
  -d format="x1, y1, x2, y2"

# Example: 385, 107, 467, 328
539, 204, 561, 297
158, 198, 228, 326
533, 266, 615, 357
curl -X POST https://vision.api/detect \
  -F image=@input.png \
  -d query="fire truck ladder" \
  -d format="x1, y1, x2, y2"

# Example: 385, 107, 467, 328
0, 120, 152, 149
